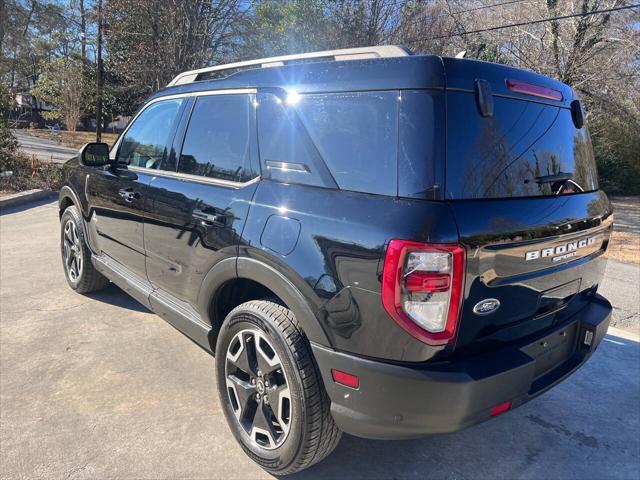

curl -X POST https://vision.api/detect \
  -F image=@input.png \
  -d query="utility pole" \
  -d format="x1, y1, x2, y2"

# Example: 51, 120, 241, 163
95, 0, 103, 142
79, 0, 86, 62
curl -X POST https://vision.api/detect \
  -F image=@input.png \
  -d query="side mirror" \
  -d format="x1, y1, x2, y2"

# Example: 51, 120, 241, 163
79, 142, 111, 167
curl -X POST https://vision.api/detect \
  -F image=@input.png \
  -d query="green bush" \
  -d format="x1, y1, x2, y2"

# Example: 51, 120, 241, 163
0, 85, 17, 153
1, 84, 64, 193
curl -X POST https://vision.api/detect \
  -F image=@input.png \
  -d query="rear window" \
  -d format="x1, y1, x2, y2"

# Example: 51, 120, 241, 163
446, 92, 598, 199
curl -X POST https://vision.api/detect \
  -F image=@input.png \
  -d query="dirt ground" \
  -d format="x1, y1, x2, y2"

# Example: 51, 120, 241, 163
606, 197, 640, 264
24, 129, 119, 149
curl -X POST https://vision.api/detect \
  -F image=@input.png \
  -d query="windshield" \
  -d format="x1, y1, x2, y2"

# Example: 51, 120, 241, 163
445, 92, 598, 199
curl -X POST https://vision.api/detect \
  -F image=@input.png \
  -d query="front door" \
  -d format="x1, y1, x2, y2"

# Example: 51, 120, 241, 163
86, 97, 185, 279
143, 92, 259, 313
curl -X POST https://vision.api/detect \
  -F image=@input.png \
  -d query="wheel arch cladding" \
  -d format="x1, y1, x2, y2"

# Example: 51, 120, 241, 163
58, 186, 79, 217
200, 257, 332, 352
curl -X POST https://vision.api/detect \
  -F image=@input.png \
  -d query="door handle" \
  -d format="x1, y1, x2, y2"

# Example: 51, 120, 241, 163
192, 208, 222, 225
118, 188, 141, 203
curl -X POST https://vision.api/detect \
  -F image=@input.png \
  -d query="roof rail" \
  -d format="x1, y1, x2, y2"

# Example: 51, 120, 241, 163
167, 45, 411, 86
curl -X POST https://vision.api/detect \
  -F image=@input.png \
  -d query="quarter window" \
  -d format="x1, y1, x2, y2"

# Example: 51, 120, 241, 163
258, 91, 399, 195
257, 92, 334, 188
177, 94, 254, 182
117, 99, 183, 169
295, 91, 398, 196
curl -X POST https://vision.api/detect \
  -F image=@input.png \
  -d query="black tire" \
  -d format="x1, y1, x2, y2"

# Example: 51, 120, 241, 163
60, 205, 109, 293
215, 300, 341, 475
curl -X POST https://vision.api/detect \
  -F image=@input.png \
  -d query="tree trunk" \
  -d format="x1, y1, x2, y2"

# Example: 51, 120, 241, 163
80, 0, 86, 62
96, 0, 103, 142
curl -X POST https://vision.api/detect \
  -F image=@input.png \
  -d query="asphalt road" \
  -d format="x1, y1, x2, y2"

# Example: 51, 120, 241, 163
1, 200, 639, 480
12, 130, 78, 163
599, 259, 640, 332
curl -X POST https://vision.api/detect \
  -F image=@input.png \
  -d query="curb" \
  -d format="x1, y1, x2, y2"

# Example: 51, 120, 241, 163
607, 325, 640, 342
0, 189, 58, 210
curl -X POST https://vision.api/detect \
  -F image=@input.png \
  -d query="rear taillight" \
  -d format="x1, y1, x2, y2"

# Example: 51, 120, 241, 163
382, 240, 465, 346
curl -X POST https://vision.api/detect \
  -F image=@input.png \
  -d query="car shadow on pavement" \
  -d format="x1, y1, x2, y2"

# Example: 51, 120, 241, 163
85, 283, 151, 313
0, 197, 57, 215
287, 332, 640, 480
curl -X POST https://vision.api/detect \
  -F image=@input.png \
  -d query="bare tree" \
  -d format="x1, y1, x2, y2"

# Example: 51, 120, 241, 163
105, 0, 244, 94
326, 0, 403, 47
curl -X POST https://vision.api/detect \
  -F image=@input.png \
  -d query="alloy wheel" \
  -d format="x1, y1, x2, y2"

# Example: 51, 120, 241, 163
63, 220, 83, 283
225, 328, 292, 450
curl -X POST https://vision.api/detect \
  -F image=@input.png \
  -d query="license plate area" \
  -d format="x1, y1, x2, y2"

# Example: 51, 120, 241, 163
522, 322, 578, 378
534, 279, 581, 318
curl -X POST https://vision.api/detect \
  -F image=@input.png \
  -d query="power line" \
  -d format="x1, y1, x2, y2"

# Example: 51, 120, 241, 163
405, 3, 640, 43
398, 0, 529, 32
445, 0, 529, 16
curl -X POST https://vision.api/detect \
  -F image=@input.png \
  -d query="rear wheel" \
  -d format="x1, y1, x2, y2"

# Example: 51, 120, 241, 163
215, 300, 341, 475
60, 205, 109, 293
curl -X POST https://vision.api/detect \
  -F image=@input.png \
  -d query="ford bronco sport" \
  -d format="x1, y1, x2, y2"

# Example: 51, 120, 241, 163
58, 46, 613, 475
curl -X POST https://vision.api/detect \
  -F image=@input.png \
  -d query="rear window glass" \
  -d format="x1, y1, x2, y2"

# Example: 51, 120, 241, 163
446, 92, 598, 199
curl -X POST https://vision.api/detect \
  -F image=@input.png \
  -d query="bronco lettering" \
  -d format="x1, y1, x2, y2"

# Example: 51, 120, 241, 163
525, 236, 596, 261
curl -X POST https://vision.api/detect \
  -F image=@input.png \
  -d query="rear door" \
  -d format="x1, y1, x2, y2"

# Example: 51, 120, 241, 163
441, 59, 613, 353
143, 91, 259, 312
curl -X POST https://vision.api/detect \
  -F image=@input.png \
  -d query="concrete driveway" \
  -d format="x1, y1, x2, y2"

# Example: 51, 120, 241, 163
1, 200, 639, 479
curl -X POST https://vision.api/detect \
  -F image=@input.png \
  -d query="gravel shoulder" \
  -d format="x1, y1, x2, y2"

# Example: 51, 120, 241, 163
606, 196, 640, 265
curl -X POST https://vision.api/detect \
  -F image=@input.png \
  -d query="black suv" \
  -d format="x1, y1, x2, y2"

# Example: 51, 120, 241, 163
58, 46, 613, 475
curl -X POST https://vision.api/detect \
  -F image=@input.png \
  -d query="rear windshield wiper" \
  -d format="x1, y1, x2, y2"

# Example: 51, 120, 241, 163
525, 172, 574, 184
525, 172, 584, 195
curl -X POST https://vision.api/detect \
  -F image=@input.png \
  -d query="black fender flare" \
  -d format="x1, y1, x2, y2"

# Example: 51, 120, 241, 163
196, 256, 237, 323
59, 184, 101, 255
197, 256, 332, 347
58, 185, 81, 217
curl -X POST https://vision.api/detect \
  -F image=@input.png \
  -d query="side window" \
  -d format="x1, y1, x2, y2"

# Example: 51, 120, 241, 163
177, 94, 255, 182
117, 99, 183, 169
295, 91, 398, 196
257, 93, 336, 188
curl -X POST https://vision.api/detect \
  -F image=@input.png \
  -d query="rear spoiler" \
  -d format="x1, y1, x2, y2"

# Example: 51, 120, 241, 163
441, 57, 574, 108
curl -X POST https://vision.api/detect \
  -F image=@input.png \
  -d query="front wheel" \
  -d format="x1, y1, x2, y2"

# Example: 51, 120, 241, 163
60, 205, 109, 293
215, 300, 341, 475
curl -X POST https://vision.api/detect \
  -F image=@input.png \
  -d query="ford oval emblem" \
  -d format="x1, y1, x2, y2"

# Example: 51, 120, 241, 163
473, 298, 501, 315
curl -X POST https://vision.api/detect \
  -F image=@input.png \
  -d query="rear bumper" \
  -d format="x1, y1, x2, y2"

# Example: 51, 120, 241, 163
312, 294, 611, 440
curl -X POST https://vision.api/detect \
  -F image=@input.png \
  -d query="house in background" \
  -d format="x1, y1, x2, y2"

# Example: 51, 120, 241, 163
107, 115, 131, 132
9, 92, 54, 127
8, 91, 130, 132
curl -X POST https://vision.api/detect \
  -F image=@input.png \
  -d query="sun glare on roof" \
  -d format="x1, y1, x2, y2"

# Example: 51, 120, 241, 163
285, 91, 301, 105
